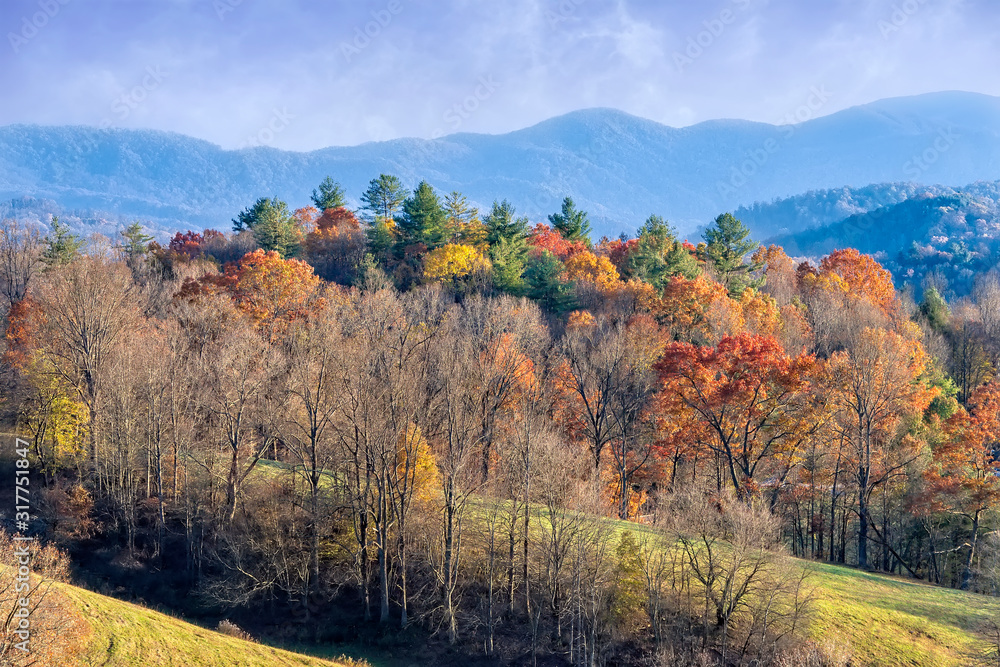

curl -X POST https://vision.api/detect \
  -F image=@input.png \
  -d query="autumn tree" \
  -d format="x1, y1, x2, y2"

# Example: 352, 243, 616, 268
656, 333, 814, 500
0, 219, 42, 309
828, 326, 932, 570
928, 380, 1000, 589
30, 256, 140, 483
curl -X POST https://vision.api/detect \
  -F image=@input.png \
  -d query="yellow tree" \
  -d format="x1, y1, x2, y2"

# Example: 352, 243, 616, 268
423, 243, 491, 285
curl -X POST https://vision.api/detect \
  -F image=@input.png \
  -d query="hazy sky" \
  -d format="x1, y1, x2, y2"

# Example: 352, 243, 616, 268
2, 0, 996, 150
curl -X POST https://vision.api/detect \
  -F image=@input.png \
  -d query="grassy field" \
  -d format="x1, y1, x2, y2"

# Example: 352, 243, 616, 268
805, 560, 1000, 666
48, 578, 364, 667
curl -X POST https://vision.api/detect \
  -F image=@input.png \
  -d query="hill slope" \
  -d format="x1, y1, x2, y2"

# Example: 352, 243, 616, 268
2, 91, 1000, 238
46, 577, 357, 667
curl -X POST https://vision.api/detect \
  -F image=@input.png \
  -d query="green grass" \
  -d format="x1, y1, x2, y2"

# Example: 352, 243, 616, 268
52, 578, 363, 667
803, 560, 1000, 666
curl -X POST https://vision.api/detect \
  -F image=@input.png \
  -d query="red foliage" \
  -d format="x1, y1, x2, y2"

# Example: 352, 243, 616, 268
527, 223, 587, 261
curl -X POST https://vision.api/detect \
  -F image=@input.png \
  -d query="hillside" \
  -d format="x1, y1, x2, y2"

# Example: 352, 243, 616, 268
2, 91, 1000, 238
13, 574, 361, 667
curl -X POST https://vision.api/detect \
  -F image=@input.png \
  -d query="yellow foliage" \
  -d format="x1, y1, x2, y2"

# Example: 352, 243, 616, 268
564, 250, 620, 291
739, 288, 782, 338
19, 353, 88, 475
397, 424, 440, 504
423, 243, 491, 283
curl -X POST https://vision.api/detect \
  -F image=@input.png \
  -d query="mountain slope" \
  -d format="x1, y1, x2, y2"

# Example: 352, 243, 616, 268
2, 91, 1000, 238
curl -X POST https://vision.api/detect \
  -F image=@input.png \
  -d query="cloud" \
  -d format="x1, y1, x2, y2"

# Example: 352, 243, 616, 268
0, 0, 997, 149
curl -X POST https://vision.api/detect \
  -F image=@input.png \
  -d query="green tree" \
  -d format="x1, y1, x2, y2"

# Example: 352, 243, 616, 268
548, 196, 592, 245
398, 181, 448, 249
41, 217, 85, 267
483, 199, 529, 246
233, 197, 298, 257
311, 176, 346, 211
443, 191, 482, 244
703, 212, 762, 296
626, 215, 700, 288
489, 236, 527, 295
920, 287, 950, 331
360, 174, 408, 222
524, 250, 575, 312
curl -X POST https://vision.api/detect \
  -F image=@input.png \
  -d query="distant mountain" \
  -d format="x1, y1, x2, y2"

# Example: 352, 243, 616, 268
763, 183, 1000, 297
1, 91, 1000, 239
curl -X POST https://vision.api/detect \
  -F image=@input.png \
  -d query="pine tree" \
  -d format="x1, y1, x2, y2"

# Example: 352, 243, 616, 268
525, 250, 575, 312
548, 196, 592, 245
444, 191, 483, 244
483, 199, 529, 246
41, 216, 85, 267
311, 176, 347, 211
627, 215, 700, 288
398, 181, 448, 249
703, 212, 762, 296
360, 174, 407, 222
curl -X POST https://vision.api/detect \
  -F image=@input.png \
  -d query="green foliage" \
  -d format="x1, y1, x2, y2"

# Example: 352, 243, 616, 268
703, 212, 762, 296
524, 250, 575, 312
360, 174, 407, 222
398, 181, 448, 249
920, 287, 951, 331
119, 222, 152, 258
488, 235, 527, 295
234, 198, 298, 257
626, 214, 700, 288
311, 176, 346, 211
548, 196, 592, 245
41, 216, 85, 267
483, 199, 529, 247
610, 532, 646, 628
443, 191, 480, 242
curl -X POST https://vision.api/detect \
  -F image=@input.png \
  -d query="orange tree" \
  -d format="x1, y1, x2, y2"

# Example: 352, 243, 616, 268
927, 380, 1000, 588
654, 333, 815, 500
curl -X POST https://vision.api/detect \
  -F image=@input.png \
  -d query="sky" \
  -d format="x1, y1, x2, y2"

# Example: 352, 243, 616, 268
1, 0, 997, 151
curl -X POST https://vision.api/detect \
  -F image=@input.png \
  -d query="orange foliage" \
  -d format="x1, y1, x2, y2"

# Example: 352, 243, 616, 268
527, 223, 587, 261
655, 333, 816, 497
817, 248, 898, 317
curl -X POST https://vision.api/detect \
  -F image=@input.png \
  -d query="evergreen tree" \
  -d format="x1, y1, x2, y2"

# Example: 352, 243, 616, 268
703, 212, 762, 296
232, 197, 297, 257
398, 181, 448, 249
360, 174, 407, 222
920, 287, 950, 331
525, 250, 575, 312
548, 196, 592, 245
627, 215, 700, 288
41, 216, 85, 266
443, 191, 483, 244
489, 235, 528, 295
311, 176, 347, 211
483, 199, 529, 246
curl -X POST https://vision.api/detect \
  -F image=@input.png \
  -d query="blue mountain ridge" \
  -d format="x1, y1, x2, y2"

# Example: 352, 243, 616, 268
1, 91, 999, 239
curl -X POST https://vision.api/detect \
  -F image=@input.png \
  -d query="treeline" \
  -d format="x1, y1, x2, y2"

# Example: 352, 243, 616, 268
2, 175, 1000, 666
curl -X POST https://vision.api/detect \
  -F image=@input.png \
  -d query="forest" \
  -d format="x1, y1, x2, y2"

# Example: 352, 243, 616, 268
2, 173, 1000, 666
